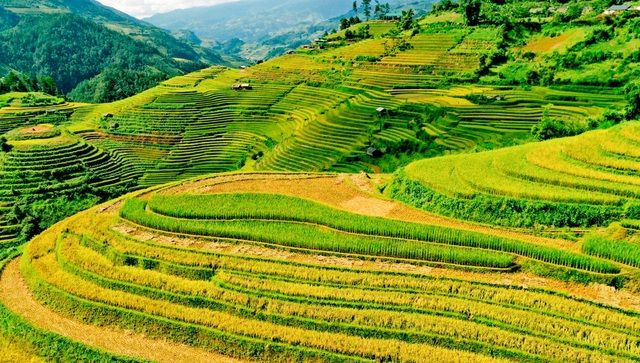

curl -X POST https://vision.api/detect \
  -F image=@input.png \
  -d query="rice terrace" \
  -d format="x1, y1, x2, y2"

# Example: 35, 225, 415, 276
0, 0, 640, 362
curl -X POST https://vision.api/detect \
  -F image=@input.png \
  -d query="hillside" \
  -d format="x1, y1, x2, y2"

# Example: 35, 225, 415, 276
146, 0, 435, 60
1, 170, 639, 362
391, 122, 640, 230
0, 0, 225, 102
0, 0, 637, 248
0, 1, 640, 360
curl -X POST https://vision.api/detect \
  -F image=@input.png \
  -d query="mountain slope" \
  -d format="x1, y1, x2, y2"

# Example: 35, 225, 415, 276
0, 0, 635, 249
146, 0, 353, 43
146, 0, 435, 60
0, 0, 224, 102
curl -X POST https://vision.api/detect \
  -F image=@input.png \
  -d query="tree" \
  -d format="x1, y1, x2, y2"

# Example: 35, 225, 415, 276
462, 0, 482, 26
397, 9, 415, 31
340, 18, 350, 30
0, 136, 11, 152
433, 0, 458, 13
531, 105, 585, 140
363, 0, 372, 19
625, 80, 640, 119
353, 1, 358, 14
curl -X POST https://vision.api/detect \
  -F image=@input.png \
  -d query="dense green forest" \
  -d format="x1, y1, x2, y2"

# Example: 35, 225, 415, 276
0, 1, 224, 103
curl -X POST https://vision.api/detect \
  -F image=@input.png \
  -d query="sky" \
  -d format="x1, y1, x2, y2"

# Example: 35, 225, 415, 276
97, 0, 238, 19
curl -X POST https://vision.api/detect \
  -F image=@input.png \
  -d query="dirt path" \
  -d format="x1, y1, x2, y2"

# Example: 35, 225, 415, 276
0, 258, 250, 363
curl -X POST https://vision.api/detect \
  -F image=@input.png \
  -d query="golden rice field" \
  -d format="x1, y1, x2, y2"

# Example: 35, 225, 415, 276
2, 171, 640, 362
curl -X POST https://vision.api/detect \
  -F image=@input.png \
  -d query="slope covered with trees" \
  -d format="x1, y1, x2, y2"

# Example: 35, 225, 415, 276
0, 0, 224, 103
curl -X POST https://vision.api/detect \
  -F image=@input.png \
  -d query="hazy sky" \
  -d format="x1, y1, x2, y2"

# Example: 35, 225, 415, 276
97, 0, 238, 18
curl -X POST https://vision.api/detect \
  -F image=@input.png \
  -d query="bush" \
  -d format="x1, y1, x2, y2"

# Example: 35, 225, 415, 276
0, 136, 11, 152
531, 117, 585, 140
625, 80, 640, 119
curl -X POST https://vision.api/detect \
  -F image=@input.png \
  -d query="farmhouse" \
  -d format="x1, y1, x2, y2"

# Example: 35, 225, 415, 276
231, 83, 253, 91
376, 107, 388, 116
102, 113, 113, 118
604, 4, 630, 15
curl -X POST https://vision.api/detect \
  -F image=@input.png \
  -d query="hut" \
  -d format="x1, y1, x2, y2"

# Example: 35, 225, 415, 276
376, 107, 388, 116
604, 4, 630, 15
232, 83, 253, 91
103, 113, 114, 118
366, 147, 383, 158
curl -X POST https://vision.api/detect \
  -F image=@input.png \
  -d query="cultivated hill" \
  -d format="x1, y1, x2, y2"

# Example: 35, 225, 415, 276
0, 0, 638, 248
0, 0, 640, 361
0, 0, 225, 102
391, 122, 640, 230
1, 169, 640, 361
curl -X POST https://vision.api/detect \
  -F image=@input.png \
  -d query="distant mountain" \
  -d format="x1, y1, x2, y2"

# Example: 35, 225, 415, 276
147, 0, 351, 43
147, 0, 435, 61
0, 0, 225, 102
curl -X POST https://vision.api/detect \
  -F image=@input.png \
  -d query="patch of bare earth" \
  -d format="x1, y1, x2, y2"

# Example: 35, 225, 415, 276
18, 125, 54, 134
0, 259, 250, 363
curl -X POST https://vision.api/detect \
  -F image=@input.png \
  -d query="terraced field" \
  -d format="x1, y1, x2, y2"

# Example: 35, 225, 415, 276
0, 172, 639, 362
391, 122, 640, 230
0, 127, 140, 247
0, 23, 624, 248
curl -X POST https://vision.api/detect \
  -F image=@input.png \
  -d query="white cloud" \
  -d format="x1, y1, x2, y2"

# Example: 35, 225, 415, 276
96, 0, 238, 19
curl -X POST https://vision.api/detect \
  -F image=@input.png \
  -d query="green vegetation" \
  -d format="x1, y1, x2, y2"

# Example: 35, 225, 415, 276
391, 122, 640, 228
124, 198, 516, 269
0, 0, 636, 250
0, 0, 639, 361
145, 193, 619, 273
0, 1, 223, 103
583, 235, 640, 268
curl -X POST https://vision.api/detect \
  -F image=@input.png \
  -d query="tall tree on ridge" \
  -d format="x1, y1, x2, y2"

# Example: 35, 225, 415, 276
363, 0, 372, 19
462, 0, 482, 26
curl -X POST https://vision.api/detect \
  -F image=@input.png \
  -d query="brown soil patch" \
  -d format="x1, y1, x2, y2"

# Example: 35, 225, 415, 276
0, 259, 249, 363
340, 196, 395, 217
523, 29, 585, 54
19, 125, 52, 134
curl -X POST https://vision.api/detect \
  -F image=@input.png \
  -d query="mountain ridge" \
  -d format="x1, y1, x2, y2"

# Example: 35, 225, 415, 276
0, 0, 225, 102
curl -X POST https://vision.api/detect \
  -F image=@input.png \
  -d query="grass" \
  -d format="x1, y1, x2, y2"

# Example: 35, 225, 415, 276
146, 193, 619, 273
124, 198, 516, 269
583, 235, 640, 268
